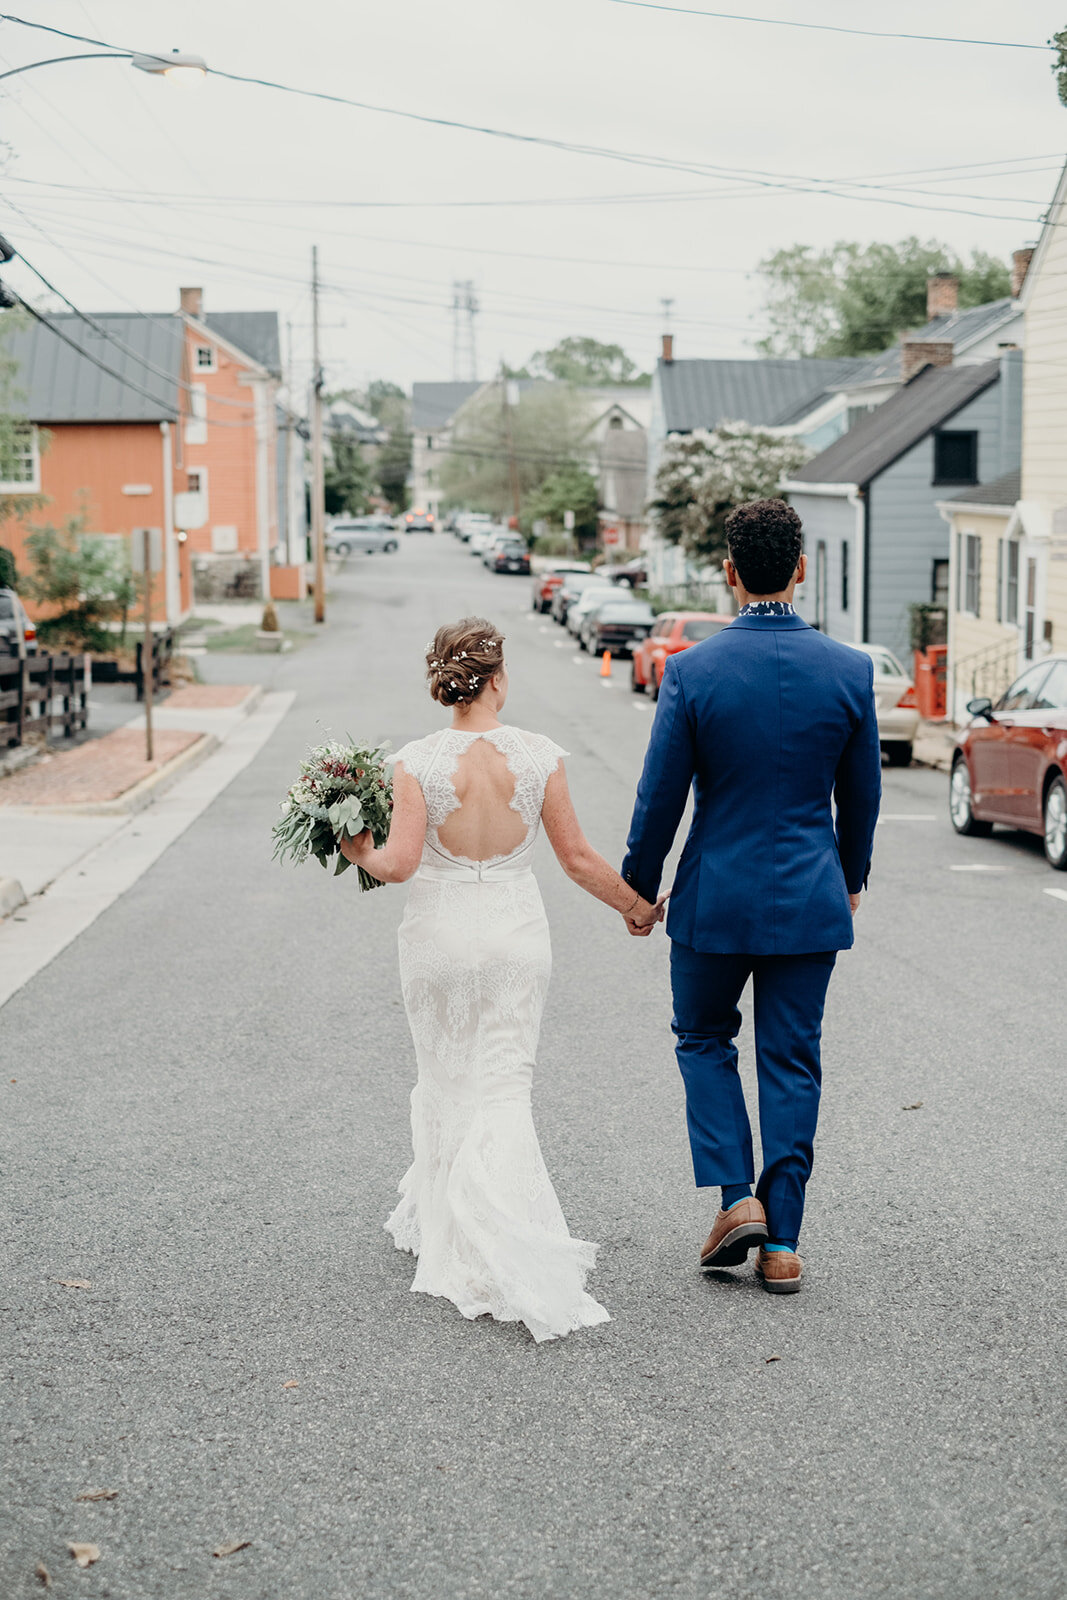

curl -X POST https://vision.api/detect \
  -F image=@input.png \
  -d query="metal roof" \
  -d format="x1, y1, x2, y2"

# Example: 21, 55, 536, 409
2, 312, 182, 422
941, 467, 1021, 507
842, 299, 1021, 392
657, 357, 868, 433
790, 360, 1000, 487
203, 311, 280, 375
411, 381, 481, 430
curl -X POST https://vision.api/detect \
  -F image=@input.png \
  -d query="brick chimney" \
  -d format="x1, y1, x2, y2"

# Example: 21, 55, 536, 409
661, 332, 673, 363
180, 286, 203, 318
900, 338, 953, 384
1011, 248, 1034, 298
926, 273, 958, 320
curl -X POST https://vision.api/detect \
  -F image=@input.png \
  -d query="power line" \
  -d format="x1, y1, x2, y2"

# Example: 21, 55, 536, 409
605, 1, 1052, 50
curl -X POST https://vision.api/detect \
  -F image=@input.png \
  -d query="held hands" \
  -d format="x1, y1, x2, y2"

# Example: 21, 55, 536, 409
623, 892, 668, 938
849, 893, 862, 917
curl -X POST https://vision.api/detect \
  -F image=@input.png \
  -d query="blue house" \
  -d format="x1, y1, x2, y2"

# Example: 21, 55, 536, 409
784, 351, 1022, 655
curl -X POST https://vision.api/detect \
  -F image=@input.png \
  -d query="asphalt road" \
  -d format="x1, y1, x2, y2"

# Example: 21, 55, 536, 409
3, 537, 1064, 1600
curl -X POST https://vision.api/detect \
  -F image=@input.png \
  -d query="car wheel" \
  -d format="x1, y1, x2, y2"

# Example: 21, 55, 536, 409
334, 542, 350, 557
885, 741, 913, 768
631, 661, 645, 694
1044, 774, 1067, 869
386, 541, 398, 552
949, 756, 993, 837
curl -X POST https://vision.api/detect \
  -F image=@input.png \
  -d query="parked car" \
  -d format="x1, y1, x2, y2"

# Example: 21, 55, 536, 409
482, 532, 513, 567
949, 655, 1067, 869
551, 571, 610, 627
566, 584, 618, 637
325, 518, 399, 556
488, 537, 531, 575
631, 611, 732, 698
455, 511, 494, 544
598, 558, 648, 588
530, 562, 590, 614
469, 526, 504, 558
848, 643, 919, 766
402, 508, 435, 533
579, 598, 655, 657
0, 586, 37, 656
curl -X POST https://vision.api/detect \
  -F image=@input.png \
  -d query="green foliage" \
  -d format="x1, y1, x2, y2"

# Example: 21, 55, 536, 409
525, 464, 599, 545
22, 514, 139, 650
324, 432, 373, 517
0, 544, 17, 588
363, 379, 406, 421
527, 336, 649, 387
438, 381, 588, 521
1053, 28, 1067, 105
756, 238, 1013, 358
651, 426, 811, 566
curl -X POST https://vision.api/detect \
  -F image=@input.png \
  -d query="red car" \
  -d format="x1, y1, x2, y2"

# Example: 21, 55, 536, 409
630, 611, 733, 699
950, 655, 1067, 870
531, 563, 590, 614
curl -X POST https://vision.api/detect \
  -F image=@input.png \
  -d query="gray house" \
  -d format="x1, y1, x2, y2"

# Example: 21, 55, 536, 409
785, 351, 1022, 654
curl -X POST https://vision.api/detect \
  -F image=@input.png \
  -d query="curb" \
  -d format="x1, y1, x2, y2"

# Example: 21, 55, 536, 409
0, 876, 26, 920
2, 732, 220, 818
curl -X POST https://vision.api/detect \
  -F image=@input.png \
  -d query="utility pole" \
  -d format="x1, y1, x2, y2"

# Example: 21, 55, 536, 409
310, 245, 326, 625
501, 370, 521, 528
142, 527, 154, 763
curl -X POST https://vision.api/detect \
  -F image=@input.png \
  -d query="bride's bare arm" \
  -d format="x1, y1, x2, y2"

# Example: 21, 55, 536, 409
338, 765, 426, 883
541, 764, 661, 931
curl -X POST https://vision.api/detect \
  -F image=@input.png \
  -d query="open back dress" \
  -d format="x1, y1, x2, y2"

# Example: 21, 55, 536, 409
386, 725, 609, 1343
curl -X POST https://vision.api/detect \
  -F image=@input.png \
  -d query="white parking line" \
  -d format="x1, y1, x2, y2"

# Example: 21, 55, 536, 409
949, 863, 1011, 872
1044, 887, 1067, 903
632, 700, 650, 711
572, 657, 585, 665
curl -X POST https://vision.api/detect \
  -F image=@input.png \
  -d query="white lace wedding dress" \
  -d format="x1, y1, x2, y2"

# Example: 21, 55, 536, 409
385, 725, 609, 1343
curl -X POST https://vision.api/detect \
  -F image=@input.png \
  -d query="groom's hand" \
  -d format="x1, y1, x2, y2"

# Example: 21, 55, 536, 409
624, 894, 666, 936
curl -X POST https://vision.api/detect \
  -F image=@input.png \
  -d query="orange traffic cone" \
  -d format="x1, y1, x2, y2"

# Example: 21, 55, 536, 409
600, 649, 612, 678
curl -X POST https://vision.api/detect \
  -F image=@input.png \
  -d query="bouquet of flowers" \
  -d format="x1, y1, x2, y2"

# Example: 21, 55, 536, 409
271, 738, 393, 890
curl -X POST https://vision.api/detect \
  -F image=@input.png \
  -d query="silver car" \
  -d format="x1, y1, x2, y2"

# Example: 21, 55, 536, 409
326, 518, 399, 556
0, 586, 37, 655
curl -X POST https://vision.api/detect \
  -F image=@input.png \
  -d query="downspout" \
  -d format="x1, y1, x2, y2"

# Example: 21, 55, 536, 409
847, 486, 864, 644
160, 421, 178, 624
860, 484, 871, 644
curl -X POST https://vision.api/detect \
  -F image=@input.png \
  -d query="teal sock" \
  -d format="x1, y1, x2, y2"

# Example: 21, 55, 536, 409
721, 1184, 752, 1210
764, 1243, 794, 1253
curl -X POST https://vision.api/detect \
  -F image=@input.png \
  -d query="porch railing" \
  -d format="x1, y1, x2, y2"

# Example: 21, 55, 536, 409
951, 637, 1019, 722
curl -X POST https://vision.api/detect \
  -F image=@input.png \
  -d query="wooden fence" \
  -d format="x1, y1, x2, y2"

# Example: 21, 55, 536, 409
0, 650, 90, 750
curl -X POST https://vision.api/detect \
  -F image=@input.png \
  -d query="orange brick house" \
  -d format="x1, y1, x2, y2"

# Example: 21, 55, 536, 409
0, 287, 299, 623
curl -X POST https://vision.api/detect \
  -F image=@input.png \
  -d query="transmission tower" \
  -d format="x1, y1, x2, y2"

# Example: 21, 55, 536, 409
451, 280, 479, 381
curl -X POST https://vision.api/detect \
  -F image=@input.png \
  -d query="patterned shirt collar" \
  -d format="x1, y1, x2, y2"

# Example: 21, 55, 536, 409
737, 600, 797, 617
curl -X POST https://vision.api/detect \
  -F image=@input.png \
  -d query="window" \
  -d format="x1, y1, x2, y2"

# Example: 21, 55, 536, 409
194, 344, 216, 372
840, 539, 850, 613
933, 431, 978, 485
1025, 558, 1037, 658
426, 435, 433, 450
0, 423, 41, 492
1033, 660, 1067, 711
185, 384, 207, 445
1002, 539, 1020, 626
997, 663, 1051, 712
959, 533, 980, 615
187, 469, 204, 495
932, 559, 949, 607
651, 618, 672, 637
682, 619, 727, 642
814, 540, 827, 630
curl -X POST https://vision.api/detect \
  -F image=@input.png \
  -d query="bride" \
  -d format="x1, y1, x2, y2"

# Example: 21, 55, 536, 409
340, 616, 662, 1343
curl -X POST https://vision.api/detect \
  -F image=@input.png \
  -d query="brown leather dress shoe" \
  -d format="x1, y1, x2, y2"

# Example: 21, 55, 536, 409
699, 1197, 769, 1270
754, 1247, 804, 1294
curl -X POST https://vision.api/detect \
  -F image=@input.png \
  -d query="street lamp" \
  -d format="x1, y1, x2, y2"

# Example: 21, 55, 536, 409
0, 48, 207, 84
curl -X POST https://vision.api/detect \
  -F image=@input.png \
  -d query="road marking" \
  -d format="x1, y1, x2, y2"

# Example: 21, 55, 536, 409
553, 640, 569, 649
538, 626, 551, 635
572, 657, 585, 665
1044, 887, 1067, 903
949, 863, 1010, 872
632, 700, 650, 711
878, 813, 936, 822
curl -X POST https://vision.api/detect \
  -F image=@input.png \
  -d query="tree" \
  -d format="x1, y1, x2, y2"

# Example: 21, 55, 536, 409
755, 239, 1012, 358
650, 425, 811, 566
363, 379, 405, 421
323, 432, 373, 517
528, 337, 650, 387
22, 513, 138, 651
0, 544, 17, 588
438, 381, 588, 522
1053, 28, 1067, 105
525, 464, 600, 544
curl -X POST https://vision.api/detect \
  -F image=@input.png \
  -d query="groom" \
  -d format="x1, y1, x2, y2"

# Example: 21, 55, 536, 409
621, 499, 881, 1293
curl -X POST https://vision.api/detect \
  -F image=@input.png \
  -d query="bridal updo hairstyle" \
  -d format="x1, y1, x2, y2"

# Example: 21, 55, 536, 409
426, 617, 505, 707
725, 498, 803, 595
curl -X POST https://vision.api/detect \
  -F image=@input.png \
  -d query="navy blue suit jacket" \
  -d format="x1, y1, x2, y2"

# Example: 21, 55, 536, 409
621, 613, 882, 955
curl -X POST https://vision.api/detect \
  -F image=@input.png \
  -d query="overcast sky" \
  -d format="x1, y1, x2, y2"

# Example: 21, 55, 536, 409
1, 1, 1065, 400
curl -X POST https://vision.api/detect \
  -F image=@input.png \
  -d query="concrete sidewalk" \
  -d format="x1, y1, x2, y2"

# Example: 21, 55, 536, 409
0, 685, 261, 914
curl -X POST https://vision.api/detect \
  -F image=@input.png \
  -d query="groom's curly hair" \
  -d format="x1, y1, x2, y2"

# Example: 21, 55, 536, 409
725, 499, 803, 595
